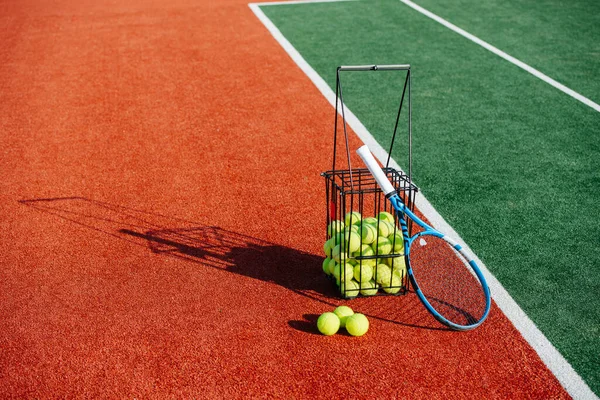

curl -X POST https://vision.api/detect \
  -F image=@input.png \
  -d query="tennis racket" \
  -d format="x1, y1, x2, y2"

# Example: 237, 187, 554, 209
357, 145, 491, 330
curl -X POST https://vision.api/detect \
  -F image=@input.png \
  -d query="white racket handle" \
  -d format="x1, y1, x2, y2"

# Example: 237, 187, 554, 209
357, 145, 396, 196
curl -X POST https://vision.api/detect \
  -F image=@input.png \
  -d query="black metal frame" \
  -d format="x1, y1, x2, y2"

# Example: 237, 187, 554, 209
322, 65, 418, 299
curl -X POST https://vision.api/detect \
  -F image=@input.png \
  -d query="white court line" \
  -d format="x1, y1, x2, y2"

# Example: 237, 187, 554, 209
254, 0, 356, 5
400, 0, 600, 113
248, 2, 598, 399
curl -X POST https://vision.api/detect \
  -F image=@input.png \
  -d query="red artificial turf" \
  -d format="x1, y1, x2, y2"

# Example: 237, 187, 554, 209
0, 0, 570, 398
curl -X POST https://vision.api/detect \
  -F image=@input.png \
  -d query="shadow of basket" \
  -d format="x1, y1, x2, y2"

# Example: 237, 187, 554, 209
19, 196, 448, 330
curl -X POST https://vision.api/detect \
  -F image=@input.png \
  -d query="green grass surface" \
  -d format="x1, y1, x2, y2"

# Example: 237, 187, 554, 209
262, 0, 600, 394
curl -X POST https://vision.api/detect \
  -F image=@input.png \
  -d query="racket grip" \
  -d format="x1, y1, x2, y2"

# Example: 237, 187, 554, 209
357, 145, 396, 196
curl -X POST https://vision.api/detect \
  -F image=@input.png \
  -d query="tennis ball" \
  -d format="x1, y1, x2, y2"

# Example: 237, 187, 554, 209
381, 275, 402, 294
386, 256, 407, 275
378, 211, 395, 225
327, 258, 337, 275
341, 231, 361, 253
333, 261, 354, 282
333, 305, 354, 328
353, 263, 373, 282
344, 211, 362, 227
317, 312, 340, 336
360, 223, 377, 245
362, 216, 378, 226
324, 238, 335, 257
375, 264, 392, 284
352, 244, 373, 257
352, 245, 376, 267
346, 225, 360, 234
388, 231, 404, 253
359, 279, 379, 296
322, 258, 332, 275
327, 220, 345, 237
345, 313, 369, 336
331, 244, 346, 263
372, 236, 392, 255
376, 220, 394, 237
341, 279, 360, 299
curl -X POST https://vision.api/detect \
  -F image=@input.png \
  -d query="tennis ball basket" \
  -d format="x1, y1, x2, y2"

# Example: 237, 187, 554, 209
321, 65, 418, 299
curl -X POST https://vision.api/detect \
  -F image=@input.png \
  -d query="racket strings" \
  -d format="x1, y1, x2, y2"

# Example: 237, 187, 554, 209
409, 235, 488, 326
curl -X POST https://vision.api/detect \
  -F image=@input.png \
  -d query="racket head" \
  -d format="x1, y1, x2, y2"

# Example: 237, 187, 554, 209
407, 231, 491, 330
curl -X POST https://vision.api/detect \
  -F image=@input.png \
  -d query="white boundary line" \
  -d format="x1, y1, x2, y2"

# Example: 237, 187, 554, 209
400, 0, 600, 113
254, 0, 357, 5
248, 2, 598, 399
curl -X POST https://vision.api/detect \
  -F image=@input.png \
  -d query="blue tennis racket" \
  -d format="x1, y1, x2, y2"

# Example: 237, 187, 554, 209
357, 145, 491, 330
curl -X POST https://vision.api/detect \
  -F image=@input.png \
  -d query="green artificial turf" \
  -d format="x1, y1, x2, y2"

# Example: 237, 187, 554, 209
261, 0, 600, 394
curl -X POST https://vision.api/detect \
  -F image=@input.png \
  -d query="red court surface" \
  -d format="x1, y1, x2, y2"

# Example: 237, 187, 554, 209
1, 0, 570, 398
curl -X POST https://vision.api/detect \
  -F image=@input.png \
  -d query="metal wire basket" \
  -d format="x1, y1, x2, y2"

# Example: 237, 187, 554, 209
321, 65, 418, 299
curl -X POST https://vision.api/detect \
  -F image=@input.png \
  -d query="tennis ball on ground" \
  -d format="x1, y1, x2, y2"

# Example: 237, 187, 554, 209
344, 211, 362, 227
372, 236, 393, 255
327, 220, 345, 237
333, 261, 354, 282
345, 313, 369, 336
333, 305, 354, 328
359, 279, 379, 296
387, 231, 404, 253
378, 211, 396, 225
341, 279, 360, 299
317, 312, 340, 336
353, 263, 373, 282
359, 223, 377, 245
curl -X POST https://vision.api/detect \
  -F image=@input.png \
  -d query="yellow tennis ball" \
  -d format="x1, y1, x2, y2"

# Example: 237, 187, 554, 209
317, 312, 340, 336
322, 258, 332, 275
386, 256, 407, 276
359, 279, 379, 296
342, 231, 361, 254
331, 244, 346, 263
360, 223, 377, 245
341, 279, 360, 299
344, 211, 362, 227
333, 305, 354, 328
376, 220, 393, 237
327, 220, 345, 237
345, 225, 360, 234
362, 216, 378, 226
388, 231, 404, 253
333, 261, 354, 282
324, 238, 335, 257
372, 236, 392, 255
352, 245, 377, 269
353, 263, 373, 282
345, 313, 369, 336
378, 211, 395, 225
375, 264, 392, 285
327, 259, 337, 275
382, 275, 402, 294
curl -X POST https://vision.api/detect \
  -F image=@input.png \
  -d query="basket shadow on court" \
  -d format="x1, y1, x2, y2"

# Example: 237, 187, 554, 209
18, 196, 445, 331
